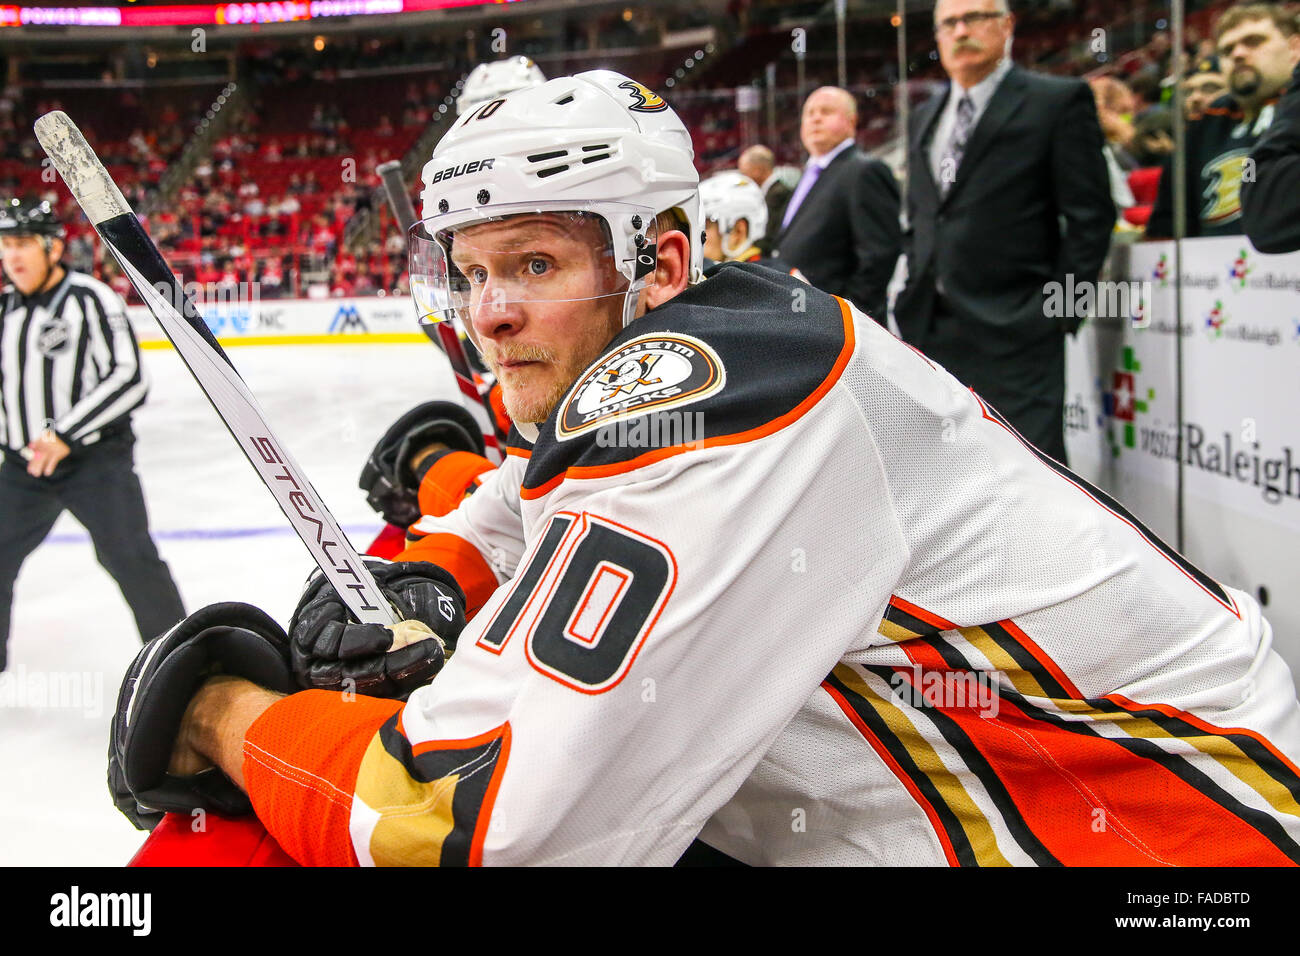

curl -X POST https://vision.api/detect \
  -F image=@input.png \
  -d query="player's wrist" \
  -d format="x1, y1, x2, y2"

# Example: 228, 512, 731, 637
187, 676, 284, 791
409, 441, 452, 478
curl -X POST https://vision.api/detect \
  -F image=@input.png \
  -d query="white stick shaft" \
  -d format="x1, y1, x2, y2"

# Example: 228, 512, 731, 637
34, 110, 396, 626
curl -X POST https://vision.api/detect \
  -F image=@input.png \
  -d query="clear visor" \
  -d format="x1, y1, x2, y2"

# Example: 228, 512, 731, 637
410, 201, 660, 331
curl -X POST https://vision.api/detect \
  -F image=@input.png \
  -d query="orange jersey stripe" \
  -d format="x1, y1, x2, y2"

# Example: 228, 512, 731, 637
893, 639, 1298, 865
243, 690, 403, 867
417, 450, 495, 518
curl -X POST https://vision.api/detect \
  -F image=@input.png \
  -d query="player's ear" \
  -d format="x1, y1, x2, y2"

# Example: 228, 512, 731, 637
48, 237, 64, 264
644, 229, 689, 310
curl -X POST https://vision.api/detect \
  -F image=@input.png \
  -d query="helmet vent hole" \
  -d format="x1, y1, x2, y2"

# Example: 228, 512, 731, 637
527, 149, 568, 163
580, 154, 611, 164
581, 144, 610, 152
536, 165, 570, 179
554, 94, 575, 105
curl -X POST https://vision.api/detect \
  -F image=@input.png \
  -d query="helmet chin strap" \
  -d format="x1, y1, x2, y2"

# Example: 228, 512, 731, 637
620, 281, 642, 328
621, 241, 658, 328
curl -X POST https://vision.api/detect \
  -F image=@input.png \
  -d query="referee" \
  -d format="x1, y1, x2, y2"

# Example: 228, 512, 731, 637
0, 198, 184, 671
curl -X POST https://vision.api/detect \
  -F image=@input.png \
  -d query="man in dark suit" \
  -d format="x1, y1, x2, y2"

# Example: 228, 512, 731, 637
894, 0, 1115, 462
769, 87, 901, 320
738, 145, 792, 253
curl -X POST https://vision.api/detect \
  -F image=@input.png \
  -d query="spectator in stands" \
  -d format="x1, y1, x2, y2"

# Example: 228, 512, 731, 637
1183, 54, 1229, 121
352, 264, 378, 296
1090, 76, 1140, 168
1090, 77, 1139, 214
1242, 58, 1300, 252
768, 87, 900, 319
737, 145, 792, 255
259, 258, 285, 299
1147, 3, 1300, 239
1127, 71, 1164, 119
894, 0, 1115, 463
1130, 109, 1175, 166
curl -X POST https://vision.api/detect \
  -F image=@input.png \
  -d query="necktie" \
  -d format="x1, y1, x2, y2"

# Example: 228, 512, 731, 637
780, 161, 822, 231
940, 94, 974, 197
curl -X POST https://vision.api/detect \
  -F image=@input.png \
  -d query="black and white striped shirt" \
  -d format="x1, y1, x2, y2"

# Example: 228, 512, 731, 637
0, 270, 148, 454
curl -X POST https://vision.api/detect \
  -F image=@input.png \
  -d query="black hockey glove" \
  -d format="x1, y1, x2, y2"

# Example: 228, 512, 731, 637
109, 602, 295, 831
288, 560, 466, 700
359, 400, 486, 527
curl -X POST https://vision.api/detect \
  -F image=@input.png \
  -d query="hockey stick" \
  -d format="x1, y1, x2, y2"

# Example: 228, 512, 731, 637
375, 159, 504, 463
35, 111, 397, 627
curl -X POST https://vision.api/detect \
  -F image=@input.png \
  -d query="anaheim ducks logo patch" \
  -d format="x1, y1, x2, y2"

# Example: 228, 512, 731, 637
557, 333, 725, 441
619, 80, 668, 113
1200, 149, 1251, 225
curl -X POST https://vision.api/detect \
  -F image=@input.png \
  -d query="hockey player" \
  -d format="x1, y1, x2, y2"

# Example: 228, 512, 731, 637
699, 171, 803, 284
699, 171, 768, 263
457, 56, 546, 116
113, 71, 1300, 866
355, 56, 547, 560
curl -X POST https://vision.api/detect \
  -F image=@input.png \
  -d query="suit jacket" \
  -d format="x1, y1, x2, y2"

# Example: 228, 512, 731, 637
770, 146, 901, 320
757, 178, 792, 254
894, 66, 1115, 348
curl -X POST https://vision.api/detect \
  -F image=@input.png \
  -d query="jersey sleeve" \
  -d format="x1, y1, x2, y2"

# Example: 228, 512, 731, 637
414, 449, 496, 518
397, 450, 528, 617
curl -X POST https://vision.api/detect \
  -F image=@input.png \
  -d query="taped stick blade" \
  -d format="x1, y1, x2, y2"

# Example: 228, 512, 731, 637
33, 110, 133, 224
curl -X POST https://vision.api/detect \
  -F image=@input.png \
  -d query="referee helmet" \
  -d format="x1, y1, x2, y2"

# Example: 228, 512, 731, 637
0, 198, 66, 241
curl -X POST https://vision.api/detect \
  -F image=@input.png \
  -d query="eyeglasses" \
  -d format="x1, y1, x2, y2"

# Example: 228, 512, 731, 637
934, 11, 1006, 34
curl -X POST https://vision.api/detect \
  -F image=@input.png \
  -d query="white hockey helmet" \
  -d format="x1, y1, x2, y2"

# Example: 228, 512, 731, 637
412, 70, 702, 332
456, 57, 547, 115
699, 171, 767, 258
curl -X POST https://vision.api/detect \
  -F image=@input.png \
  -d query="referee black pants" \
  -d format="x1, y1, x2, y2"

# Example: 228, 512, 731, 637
0, 429, 185, 668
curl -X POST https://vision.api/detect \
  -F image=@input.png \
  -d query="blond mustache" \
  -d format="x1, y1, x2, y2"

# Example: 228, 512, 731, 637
486, 344, 557, 366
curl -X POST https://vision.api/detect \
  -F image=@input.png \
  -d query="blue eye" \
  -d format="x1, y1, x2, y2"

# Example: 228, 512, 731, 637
468, 267, 487, 284
528, 258, 549, 276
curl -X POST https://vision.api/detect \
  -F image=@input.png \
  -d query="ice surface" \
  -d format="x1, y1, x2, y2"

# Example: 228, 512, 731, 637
0, 341, 456, 865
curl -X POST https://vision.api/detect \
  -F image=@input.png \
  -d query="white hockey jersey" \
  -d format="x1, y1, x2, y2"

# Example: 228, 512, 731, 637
243, 264, 1300, 866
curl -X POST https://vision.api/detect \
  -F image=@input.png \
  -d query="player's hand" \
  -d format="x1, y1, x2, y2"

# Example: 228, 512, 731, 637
24, 429, 70, 477
360, 401, 486, 527
109, 603, 295, 830
288, 560, 466, 700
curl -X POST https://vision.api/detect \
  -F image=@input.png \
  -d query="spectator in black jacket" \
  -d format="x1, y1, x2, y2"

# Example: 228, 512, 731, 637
1146, 4, 1300, 239
1242, 60, 1300, 252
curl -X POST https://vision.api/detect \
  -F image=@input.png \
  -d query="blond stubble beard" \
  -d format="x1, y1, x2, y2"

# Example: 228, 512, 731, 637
488, 309, 624, 424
